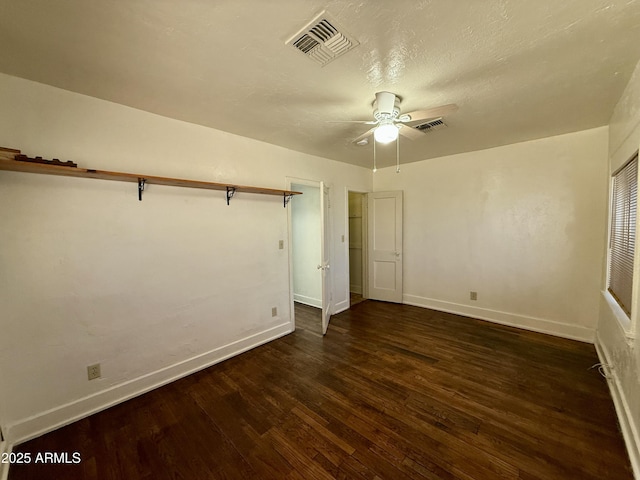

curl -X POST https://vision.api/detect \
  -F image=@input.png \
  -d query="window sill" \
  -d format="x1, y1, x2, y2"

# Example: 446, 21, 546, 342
602, 290, 636, 341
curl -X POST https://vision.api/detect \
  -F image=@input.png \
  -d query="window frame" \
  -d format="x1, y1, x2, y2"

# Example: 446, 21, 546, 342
606, 152, 639, 333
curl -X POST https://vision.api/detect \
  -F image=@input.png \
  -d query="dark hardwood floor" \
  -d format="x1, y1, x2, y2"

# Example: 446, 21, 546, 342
350, 292, 365, 307
9, 301, 633, 479
293, 302, 323, 336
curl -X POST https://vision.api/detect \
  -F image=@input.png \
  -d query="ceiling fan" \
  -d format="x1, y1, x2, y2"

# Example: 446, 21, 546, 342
336, 91, 458, 145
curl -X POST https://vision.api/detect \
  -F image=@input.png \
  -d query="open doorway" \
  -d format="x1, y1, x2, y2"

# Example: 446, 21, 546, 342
291, 182, 322, 306
289, 179, 332, 335
348, 191, 367, 307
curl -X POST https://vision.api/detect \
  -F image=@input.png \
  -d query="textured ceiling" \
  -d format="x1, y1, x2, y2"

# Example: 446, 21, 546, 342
1, 0, 639, 168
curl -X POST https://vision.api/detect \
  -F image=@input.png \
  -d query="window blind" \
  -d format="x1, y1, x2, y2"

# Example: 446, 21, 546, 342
608, 154, 638, 315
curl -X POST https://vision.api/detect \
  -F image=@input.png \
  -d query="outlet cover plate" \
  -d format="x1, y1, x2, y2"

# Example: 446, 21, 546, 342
87, 363, 101, 380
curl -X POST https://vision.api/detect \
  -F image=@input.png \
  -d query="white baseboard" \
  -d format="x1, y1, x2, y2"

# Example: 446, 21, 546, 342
7, 322, 292, 446
293, 294, 322, 309
333, 299, 350, 315
403, 294, 594, 343
595, 337, 640, 479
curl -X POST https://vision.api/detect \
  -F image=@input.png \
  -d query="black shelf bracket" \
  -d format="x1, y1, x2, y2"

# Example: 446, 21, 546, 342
138, 178, 146, 201
226, 186, 236, 205
284, 193, 294, 208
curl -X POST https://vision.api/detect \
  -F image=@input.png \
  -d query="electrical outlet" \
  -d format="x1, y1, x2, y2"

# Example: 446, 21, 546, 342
470, 291, 478, 301
278, 240, 284, 250
271, 307, 277, 317
87, 363, 101, 381
341, 235, 345, 243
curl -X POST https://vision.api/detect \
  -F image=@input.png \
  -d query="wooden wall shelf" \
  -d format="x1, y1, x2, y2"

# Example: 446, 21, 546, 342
0, 148, 302, 206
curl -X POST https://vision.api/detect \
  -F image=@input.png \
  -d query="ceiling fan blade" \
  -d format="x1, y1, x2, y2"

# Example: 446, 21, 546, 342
401, 104, 458, 123
327, 120, 378, 124
352, 127, 376, 144
398, 124, 426, 140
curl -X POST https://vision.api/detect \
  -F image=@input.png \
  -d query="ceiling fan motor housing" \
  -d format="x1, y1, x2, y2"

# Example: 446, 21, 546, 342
373, 91, 400, 121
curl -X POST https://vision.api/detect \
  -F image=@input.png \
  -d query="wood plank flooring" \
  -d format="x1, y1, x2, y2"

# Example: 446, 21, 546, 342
293, 301, 323, 336
350, 293, 365, 307
9, 301, 633, 479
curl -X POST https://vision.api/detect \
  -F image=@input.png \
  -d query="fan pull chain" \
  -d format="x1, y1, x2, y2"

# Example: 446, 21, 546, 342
373, 138, 377, 173
396, 136, 400, 173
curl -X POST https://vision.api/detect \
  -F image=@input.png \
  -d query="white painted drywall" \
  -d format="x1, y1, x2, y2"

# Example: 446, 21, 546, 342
374, 127, 609, 341
0, 73, 371, 444
291, 183, 322, 308
598, 57, 640, 478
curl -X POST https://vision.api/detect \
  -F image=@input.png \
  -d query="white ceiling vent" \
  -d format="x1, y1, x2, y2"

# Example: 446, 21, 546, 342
414, 118, 447, 132
286, 11, 359, 67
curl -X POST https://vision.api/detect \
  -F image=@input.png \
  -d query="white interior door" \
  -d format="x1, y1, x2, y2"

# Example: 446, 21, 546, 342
368, 191, 403, 303
319, 182, 332, 334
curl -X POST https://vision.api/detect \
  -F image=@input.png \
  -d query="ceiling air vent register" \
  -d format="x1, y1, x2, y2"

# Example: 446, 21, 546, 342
286, 11, 359, 66
414, 118, 447, 132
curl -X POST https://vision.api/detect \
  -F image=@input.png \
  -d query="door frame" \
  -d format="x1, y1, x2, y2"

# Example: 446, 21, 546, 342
286, 177, 332, 332
345, 188, 370, 304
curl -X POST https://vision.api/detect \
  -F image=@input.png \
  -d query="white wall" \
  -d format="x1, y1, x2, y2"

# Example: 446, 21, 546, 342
291, 183, 322, 308
0, 73, 371, 444
374, 127, 609, 341
597, 58, 640, 477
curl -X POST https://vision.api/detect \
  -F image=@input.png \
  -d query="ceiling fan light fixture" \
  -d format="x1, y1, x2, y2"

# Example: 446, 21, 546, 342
374, 122, 399, 144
